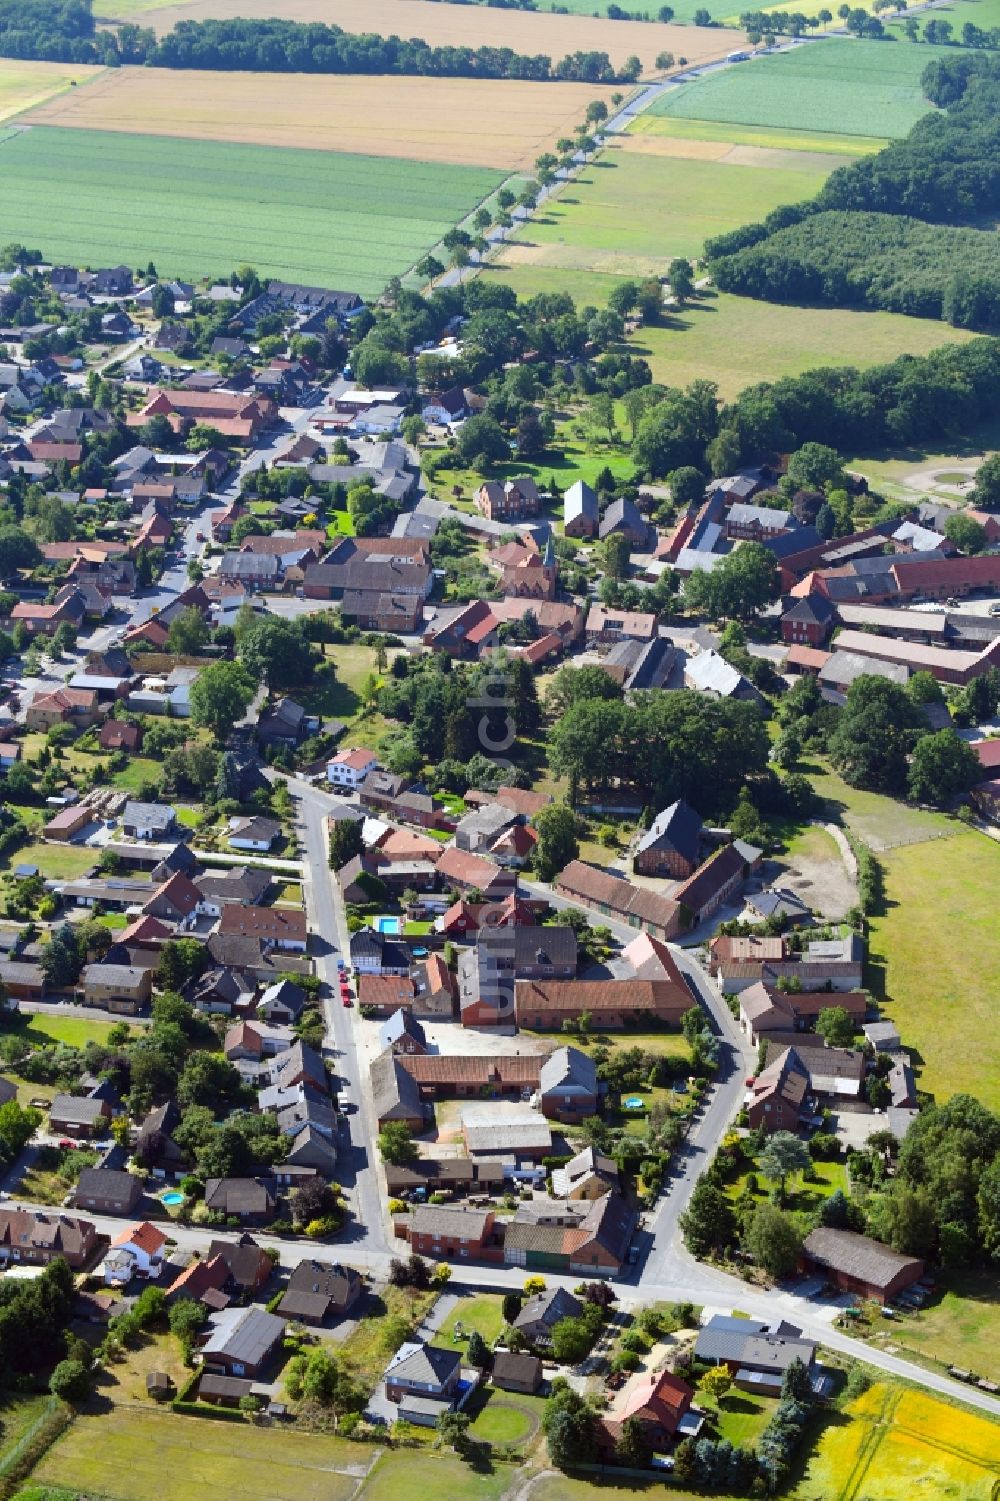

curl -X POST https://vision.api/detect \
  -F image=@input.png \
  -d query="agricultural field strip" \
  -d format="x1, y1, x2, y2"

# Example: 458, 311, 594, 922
96, 0, 749, 73
0, 126, 503, 291
21, 66, 614, 169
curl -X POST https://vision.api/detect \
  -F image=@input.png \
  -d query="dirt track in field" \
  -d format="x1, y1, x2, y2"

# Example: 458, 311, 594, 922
117, 0, 746, 75
22, 66, 618, 167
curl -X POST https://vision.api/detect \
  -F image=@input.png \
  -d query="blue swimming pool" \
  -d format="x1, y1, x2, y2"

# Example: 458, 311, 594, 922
623, 1096, 645, 1110
375, 915, 402, 934
161, 1191, 184, 1206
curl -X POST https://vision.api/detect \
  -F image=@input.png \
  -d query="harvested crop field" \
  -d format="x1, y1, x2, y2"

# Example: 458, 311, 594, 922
0, 58, 104, 123
101, 0, 746, 75
0, 125, 501, 291
22, 65, 610, 168
647, 38, 955, 139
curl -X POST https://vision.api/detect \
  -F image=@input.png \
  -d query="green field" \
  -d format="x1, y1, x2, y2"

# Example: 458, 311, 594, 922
647, 39, 954, 138
35, 1409, 375, 1501
0, 127, 502, 293
435, 1294, 507, 1348
358, 1450, 512, 1501
868, 828, 1000, 1111
510, 142, 834, 270
13, 1013, 121, 1047
0, 841, 98, 880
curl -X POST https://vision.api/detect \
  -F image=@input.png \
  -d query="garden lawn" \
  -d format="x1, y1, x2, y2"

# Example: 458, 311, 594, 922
0, 126, 503, 294
793, 1382, 1000, 1501
724, 1158, 848, 1214
709, 1389, 777, 1448
357, 1449, 511, 1501
886, 1270, 1000, 1384
110, 756, 166, 794
36, 1409, 375, 1501
623, 293, 976, 401
0, 841, 97, 882
12, 1013, 120, 1047
435, 1293, 506, 1348
867, 829, 1000, 1111
646, 39, 957, 139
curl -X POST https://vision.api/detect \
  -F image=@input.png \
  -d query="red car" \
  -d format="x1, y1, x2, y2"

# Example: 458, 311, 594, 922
57, 1139, 77, 1151
341, 995, 353, 1007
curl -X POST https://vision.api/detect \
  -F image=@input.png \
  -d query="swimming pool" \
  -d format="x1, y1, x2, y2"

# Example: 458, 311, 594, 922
623, 1096, 646, 1110
375, 915, 402, 934
161, 1191, 184, 1206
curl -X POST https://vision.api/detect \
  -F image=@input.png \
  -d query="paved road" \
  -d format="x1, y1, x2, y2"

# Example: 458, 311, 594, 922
287, 773, 393, 1262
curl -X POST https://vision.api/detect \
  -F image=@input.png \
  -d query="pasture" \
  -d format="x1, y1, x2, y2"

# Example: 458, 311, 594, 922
647, 38, 954, 138
97, 0, 747, 74
0, 126, 502, 292
0, 59, 104, 124
619, 291, 975, 398
21, 65, 610, 169
497, 132, 835, 277
794, 1383, 1000, 1501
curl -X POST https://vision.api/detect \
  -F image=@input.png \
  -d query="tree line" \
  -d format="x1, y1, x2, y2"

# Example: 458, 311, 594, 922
0, 0, 635, 80
705, 55, 1000, 331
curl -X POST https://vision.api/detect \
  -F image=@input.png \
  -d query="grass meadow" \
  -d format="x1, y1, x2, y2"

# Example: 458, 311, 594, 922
500, 135, 834, 274
0, 126, 501, 291
647, 38, 955, 138
35, 1409, 375, 1501
622, 291, 975, 398
629, 111, 886, 154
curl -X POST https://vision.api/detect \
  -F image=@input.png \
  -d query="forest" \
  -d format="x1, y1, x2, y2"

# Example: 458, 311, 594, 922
709, 210, 1000, 330
705, 55, 1000, 330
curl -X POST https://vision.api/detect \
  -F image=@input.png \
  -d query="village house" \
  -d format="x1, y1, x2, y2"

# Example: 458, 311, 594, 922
476, 476, 541, 522
514, 1287, 583, 1343
554, 861, 681, 942
104, 1221, 168, 1285
503, 1191, 635, 1276
585, 604, 657, 647
25, 687, 102, 733
217, 905, 308, 952
74, 1167, 144, 1216
383, 1342, 464, 1425
738, 982, 868, 1048
278, 1260, 362, 1325
672, 840, 763, 927
0, 1209, 97, 1268
551, 1145, 619, 1201
327, 746, 379, 790
200, 1306, 286, 1379
599, 1368, 695, 1455
49, 1093, 111, 1139
81, 963, 153, 1015
406, 1204, 497, 1262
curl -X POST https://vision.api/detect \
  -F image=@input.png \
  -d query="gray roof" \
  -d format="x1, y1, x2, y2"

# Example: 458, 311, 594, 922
515, 1286, 582, 1332
83, 963, 148, 988
123, 800, 175, 835
202, 1305, 285, 1366
538, 1045, 597, 1097
259, 978, 307, 1018
694, 1314, 768, 1363
379, 1009, 427, 1051
409, 1204, 493, 1241
820, 651, 909, 689
802, 1227, 922, 1290
478, 923, 578, 973
203, 1177, 276, 1214
370, 1049, 423, 1121
386, 1341, 460, 1389
635, 799, 702, 864
283, 1258, 360, 1310
74, 1167, 141, 1200
50, 1093, 107, 1125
